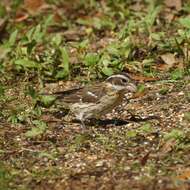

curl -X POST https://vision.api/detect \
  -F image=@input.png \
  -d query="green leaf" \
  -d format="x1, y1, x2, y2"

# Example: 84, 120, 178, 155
164, 129, 184, 141
8, 30, 18, 47
171, 69, 184, 80
93, 17, 102, 29
84, 53, 99, 66
25, 120, 47, 138
14, 58, 39, 69
159, 87, 169, 95
137, 84, 145, 94
184, 112, 190, 122
126, 130, 137, 138
56, 47, 69, 79
33, 24, 44, 42
51, 33, 62, 46
0, 85, 4, 96
25, 86, 36, 99
40, 95, 56, 107
26, 27, 35, 41
138, 123, 152, 133
38, 152, 55, 160
179, 17, 190, 28
0, 4, 6, 17
106, 45, 119, 56
102, 67, 113, 76
144, 5, 161, 29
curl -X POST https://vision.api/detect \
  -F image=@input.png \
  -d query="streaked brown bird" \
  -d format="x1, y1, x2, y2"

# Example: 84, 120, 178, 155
46, 73, 137, 127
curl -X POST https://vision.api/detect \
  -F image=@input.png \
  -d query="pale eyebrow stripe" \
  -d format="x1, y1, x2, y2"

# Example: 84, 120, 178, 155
87, 91, 98, 98
107, 74, 129, 81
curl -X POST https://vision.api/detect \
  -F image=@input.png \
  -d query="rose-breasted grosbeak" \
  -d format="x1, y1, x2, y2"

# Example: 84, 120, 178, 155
46, 73, 137, 126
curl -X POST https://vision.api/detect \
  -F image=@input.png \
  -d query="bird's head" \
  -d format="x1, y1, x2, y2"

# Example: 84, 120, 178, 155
106, 73, 137, 92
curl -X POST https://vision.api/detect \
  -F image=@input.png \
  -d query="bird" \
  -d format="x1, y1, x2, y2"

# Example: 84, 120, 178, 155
44, 73, 137, 127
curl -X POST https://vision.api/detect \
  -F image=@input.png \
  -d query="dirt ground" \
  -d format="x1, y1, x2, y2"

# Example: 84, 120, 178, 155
1, 78, 190, 190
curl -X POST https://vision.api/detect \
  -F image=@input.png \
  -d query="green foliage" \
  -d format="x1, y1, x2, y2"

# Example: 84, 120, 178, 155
14, 58, 39, 70
125, 130, 137, 138
38, 152, 56, 160
5, 30, 18, 48
25, 86, 37, 99
159, 87, 169, 95
125, 123, 153, 139
179, 17, 190, 29
84, 53, 99, 66
183, 112, 190, 122
0, 4, 6, 17
137, 84, 146, 94
0, 163, 11, 190
138, 123, 153, 133
0, 84, 4, 96
170, 69, 184, 80
55, 47, 70, 79
143, 4, 161, 33
39, 95, 56, 108
77, 16, 115, 30
164, 129, 184, 141
25, 120, 47, 138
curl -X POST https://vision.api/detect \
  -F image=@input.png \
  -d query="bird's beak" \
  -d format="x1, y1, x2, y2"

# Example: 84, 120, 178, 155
126, 83, 137, 92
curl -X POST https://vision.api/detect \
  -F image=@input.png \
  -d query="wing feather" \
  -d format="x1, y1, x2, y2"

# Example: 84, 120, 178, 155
55, 83, 107, 103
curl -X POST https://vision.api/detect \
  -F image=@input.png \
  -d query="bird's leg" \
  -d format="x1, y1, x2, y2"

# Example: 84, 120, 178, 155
64, 109, 72, 122
80, 119, 86, 128
77, 114, 86, 129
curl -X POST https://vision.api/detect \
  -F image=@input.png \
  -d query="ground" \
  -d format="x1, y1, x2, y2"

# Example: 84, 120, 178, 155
0, 0, 190, 190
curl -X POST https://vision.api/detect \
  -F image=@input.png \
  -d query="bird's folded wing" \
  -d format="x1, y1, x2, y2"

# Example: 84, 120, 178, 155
55, 83, 108, 103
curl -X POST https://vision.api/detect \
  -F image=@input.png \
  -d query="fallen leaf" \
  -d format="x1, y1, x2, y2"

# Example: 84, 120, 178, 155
177, 170, 190, 181
130, 2, 144, 11
163, 8, 175, 23
15, 12, 29, 22
161, 53, 176, 66
0, 18, 7, 40
160, 139, 177, 155
133, 90, 147, 98
129, 74, 159, 82
53, 12, 63, 23
140, 151, 150, 166
165, 0, 182, 11
0, 18, 6, 30
133, 84, 147, 98
24, 0, 49, 15
159, 53, 177, 71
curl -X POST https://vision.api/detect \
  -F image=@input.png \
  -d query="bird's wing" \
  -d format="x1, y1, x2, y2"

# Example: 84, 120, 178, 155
55, 83, 107, 103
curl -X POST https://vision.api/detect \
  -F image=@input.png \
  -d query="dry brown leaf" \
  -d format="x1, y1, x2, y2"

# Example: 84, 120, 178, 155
130, 74, 159, 82
165, 0, 182, 11
177, 170, 190, 181
53, 12, 63, 23
15, 12, 29, 22
161, 53, 176, 66
24, 0, 44, 10
133, 90, 147, 98
159, 53, 176, 71
129, 2, 144, 11
41, 114, 61, 122
164, 8, 175, 22
0, 18, 7, 33
24, 0, 48, 15
140, 151, 150, 166
160, 139, 176, 155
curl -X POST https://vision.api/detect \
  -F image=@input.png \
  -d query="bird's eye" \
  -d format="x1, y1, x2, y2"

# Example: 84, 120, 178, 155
121, 79, 128, 83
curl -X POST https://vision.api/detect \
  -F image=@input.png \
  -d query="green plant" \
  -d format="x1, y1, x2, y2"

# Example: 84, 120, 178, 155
25, 120, 47, 138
